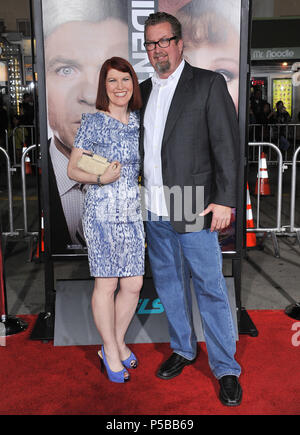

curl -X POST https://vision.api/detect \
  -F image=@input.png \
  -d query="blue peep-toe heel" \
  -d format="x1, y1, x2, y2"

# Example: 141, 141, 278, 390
98, 345, 130, 383
122, 351, 138, 369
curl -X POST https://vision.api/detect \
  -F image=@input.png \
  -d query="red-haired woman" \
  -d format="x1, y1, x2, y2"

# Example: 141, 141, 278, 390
68, 57, 144, 383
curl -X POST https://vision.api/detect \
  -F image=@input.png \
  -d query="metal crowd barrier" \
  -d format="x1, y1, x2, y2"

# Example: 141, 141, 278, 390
0, 147, 17, 236
247, 142, 300, 257
1, 134, 299, 260
21, 144, 39, 236
0, 140, 39, 260
10, 125, 36, 168
3, 125, 36, 169
248, 123, 300, 164
248, 142, 283, 257
290, 146, 300, 246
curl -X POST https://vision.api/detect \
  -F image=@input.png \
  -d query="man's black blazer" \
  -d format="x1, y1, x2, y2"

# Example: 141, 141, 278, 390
139, 61, 240, 233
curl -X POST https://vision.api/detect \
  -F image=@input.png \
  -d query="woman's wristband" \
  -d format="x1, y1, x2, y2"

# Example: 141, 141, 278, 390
97, 175, 104, 187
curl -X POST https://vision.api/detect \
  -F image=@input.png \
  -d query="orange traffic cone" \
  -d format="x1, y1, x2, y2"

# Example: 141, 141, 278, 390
22, 144, 32, 175
255, 152, 270, 195
246, 182, 257, 247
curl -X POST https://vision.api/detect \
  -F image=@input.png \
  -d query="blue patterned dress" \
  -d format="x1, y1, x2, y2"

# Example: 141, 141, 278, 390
73, 111, 145, 277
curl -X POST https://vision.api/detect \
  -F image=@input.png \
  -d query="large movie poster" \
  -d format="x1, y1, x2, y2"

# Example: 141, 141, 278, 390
41, 0, 241, 255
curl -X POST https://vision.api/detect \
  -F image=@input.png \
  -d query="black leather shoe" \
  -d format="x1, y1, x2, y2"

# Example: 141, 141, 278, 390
219, 375, 242, 406
157, 352, 196, 380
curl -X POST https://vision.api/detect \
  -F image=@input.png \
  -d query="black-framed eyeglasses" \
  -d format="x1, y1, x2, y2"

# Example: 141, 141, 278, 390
143, 36, 177, 51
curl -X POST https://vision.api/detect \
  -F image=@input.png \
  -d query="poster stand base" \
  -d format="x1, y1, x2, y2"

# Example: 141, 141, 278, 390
30, 312, 54, 342
0, 315, 28, 336
285, 303, 300, 320
238, 307, 259, 336
29, 294, 259, 344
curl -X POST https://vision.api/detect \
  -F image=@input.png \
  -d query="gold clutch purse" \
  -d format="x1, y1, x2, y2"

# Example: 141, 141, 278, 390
77, 152, 110, 175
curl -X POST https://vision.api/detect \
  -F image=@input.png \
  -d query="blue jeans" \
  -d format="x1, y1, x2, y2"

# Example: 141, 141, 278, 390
145, 212, 241, 379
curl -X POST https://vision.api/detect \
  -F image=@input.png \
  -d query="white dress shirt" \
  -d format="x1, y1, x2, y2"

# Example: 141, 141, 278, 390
49, 138, 85, 245
143, 59, 185, 216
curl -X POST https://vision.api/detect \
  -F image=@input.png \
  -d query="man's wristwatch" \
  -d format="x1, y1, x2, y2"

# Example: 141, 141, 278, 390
97, 175, 103, 187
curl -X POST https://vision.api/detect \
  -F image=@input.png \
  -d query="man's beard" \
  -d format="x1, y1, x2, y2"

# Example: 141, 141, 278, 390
155, 58, 171, 74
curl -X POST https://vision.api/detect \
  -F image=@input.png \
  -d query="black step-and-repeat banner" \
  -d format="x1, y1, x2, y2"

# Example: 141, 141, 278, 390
40, 0, 242, 255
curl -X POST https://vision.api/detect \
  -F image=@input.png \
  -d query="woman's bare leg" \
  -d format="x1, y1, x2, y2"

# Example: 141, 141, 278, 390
91, 277, 125, 373
114, 276, 143, 360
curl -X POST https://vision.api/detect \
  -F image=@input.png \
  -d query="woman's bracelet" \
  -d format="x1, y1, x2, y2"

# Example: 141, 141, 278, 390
97, 175, 103, 187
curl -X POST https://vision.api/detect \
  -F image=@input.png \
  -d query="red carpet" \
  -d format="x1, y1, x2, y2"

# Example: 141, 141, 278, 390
0, 310, 299, 415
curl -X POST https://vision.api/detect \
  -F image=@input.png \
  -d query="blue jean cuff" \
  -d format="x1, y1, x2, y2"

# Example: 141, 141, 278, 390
215, 371, 241, 380
173, 350, 197, 361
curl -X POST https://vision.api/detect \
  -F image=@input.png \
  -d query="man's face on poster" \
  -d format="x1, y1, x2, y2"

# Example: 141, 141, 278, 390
45, 19, 128, 153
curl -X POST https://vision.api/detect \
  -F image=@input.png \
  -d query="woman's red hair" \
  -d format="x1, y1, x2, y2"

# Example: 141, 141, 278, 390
96, 57, 142, 112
